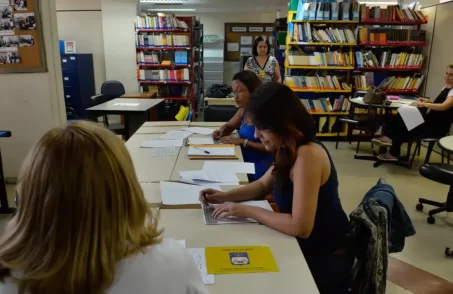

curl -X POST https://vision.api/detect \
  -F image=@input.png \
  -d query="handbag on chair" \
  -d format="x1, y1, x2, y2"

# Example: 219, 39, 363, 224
363, 87, 388, 105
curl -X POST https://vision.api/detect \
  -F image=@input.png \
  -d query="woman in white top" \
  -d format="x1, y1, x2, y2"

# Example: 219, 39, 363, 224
244, 36, 281, 83
0, 121, 208, 294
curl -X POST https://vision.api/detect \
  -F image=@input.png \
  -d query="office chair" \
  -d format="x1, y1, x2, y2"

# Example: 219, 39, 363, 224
91, 80, 126, 135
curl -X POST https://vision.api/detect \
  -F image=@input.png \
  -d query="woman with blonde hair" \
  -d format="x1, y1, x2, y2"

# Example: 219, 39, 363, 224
0, 121, 208, 294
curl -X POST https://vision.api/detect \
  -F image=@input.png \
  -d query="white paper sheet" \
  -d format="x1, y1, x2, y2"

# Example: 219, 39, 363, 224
177, 239, 187, 248
179, 170, 239, 186
397, 106, 425, 131
227, 42, 239, 51
159, 130, 192, 140
188, 137, 215, 145
151, 147, 177, 157
140, 140, 183, 148
188, 146, 235, 156
188, 248, 215, 285
204, 200, 273, 224
182, 127, 215, 135
240, 36, 253, 45
113, 103, 140, 107
160, 182, 222, 205
202, 161, 255, 174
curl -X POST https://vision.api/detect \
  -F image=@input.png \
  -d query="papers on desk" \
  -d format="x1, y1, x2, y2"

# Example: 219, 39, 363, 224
202, 161, 256, 174
187, 137, 216, 145
160, 182, 222, 205
179, 170, 239, 186
182, 127, 216, 135
141, 139, 183, 148
188, 146, 236, 157
177, 240, 215, 285
113, 103, 140, 107
151, 147, 177, 157
397, 106, 425, 131
159, 130, 192, 140
202, 200, 273, 225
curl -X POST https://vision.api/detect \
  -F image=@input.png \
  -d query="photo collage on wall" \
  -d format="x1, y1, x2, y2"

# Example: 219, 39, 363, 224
0, 0, 34, 64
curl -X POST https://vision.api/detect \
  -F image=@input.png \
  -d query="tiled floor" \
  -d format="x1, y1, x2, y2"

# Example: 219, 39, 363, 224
1, 141, 453, 293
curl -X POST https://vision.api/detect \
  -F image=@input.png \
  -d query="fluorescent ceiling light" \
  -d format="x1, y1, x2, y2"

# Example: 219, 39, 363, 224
141, 0, 188, 3
358, 1, 398, 4
148, 8, 196, 11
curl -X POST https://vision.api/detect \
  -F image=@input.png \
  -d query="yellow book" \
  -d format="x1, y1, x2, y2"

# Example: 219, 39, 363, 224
205, 246, 279, 275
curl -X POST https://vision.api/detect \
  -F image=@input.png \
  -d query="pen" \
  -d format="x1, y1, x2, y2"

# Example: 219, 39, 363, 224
194, 147, 210, 154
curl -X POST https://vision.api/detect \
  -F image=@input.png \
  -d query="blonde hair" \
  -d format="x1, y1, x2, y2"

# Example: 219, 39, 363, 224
448, 64, 453, 69
0, 121, 161, 294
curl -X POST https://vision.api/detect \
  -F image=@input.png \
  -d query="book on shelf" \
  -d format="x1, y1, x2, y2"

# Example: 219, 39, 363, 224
358, 28, 426, 44
291, 23, 356, 43
293, 1, 358, 21
136, 34, 190, 47
301, 96, 351, 113
355, 51, 423, 68
285, 75, 348, 91
137, 68, 190, 81
359, 4, 426, 22
288, 50, 353, 67
135, 14, 188, 29
136, 50, 188, 64
377, 74, 425, 91
353, 72, 375, 90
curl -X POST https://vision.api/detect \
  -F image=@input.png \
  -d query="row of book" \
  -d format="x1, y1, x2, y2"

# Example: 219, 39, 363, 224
355, 51, 423, 68
136, 34, 190, 47
294, 1, 360, 21
135, 15, 188, 30
301, 96, 351, 113
360, 5, 426, 22
288, 51, 353, 67
137, 69, 190, 81
136, 51, 188, 64
353, 73, 375, 90
138, 85, 191, 98
377, 75, 425, 91
292, 24, 356, 43
285, 75, 347, 91
358, 28, 426, 43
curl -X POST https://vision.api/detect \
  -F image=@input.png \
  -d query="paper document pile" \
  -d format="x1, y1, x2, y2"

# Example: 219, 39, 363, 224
182, 127, 215, 135
177, 240, 215, 285
179, 170, 239, 186
202, 161, 255, 174
160, 182, 222, 205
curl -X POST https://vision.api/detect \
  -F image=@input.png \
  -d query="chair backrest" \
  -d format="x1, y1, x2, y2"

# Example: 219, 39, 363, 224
101, 80, 126, 99
204, 106, 237, 122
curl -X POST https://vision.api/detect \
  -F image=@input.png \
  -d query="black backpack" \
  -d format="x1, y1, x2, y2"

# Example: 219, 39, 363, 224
206, 84, 232, 98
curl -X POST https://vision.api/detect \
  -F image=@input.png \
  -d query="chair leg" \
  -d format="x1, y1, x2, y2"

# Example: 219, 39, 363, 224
410, 141, 420, 168
419, 198, 443, 207
425, 141, 435, 164
429, 206, 448, 216
335, 126, 340, 149
356, 129, 362, 154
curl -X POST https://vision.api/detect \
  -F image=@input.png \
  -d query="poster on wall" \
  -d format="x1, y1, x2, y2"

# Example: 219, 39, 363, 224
240, 47, 252, 56
0, 35, 18, 51
14, 12, 35, 30
18, 34, 32, 46
240, 36, 252, 45
0, 51, 21, 64
227, 43, 239, 52
10, 0, 27, 11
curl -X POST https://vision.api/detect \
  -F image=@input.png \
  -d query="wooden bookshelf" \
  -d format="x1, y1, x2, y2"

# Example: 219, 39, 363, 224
359, 41, 425, 47
356, 67, 422, 71
136, 47, 191, 51
317, 132, 348, 137
291, 20, 359, 24
138, 80, 192, 85
291, 88, 352, 93
286, 64, 354, 70
288, 42, 356, 46
136, 29, 190, 34
310, 112, 349, 115
360, 19, 427, 25
138, 63, 190, 68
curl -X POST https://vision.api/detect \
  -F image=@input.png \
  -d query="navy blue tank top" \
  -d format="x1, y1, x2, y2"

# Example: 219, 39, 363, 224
272, 140, 349, 257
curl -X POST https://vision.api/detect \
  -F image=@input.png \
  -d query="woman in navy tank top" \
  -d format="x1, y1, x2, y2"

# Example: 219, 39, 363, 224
202, 83, 352, 293
212, 71, 273, 182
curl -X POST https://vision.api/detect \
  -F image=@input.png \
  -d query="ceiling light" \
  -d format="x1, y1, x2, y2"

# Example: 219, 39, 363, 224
147, 8, 196, 12
141, 0, 188, 3
358, 1, 398, 4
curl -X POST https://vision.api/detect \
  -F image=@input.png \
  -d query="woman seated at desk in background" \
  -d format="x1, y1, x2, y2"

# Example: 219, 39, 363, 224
374, 64, 453, 162
212, 70, 273, 182
0, 122, 208, 294
244, 36, 281, 83
203, 83, 352, 294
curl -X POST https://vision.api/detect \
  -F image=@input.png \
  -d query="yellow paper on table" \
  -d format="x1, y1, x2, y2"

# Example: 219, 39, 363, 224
205, 246, 279, 275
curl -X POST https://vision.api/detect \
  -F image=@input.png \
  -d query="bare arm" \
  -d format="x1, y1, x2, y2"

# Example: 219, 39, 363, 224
243, 140, 268, 152
245, 145, 323, 238
423, 96, 453, 111
223, 167, 274, 202
274, 63, 282, 83
217, 109, 242, 137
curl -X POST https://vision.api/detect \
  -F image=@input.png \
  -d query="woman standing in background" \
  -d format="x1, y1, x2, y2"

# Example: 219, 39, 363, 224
244, 36, 281, 83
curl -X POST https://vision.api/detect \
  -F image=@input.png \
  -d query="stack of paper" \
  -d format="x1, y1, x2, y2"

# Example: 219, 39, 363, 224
159, 130, 192, 140
177, 240, 215, 285
182, 127, 215, 135
179, 170, 239, 186
202, 161, 256, 174
160, 182, 222, 205
141, 140, 183, 148
188, 146, 236, 157
397, 106, 424, 131
187, 137, 216, 145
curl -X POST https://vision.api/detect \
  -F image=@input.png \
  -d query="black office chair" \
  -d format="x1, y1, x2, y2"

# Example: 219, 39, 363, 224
204, 106, 237, 122
91, 80, 126, 135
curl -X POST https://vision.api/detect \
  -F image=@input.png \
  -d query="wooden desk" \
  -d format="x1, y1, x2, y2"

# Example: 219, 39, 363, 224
205, 97, 236, 106
126, 133, 180, 183
121, 91, 157, 99
158, 209, 319, 294
142, 121, 190, 127
189, 122, 225, 128
135, 126, 185, 134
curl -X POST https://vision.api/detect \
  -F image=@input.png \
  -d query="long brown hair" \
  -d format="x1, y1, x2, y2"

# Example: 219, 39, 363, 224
0, 121, 161, 294
245, 82, 315, 188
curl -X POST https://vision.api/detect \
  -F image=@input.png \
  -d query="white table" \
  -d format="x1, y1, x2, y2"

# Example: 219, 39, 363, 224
142, 121, 190, 127
135, 126, 187, 134
190, 122, 225, 128
350, 97, 415, 109
126, 134, 180, 183
158, 209, 319, 294
439, 135, 453, 153
86, 98, 164, 139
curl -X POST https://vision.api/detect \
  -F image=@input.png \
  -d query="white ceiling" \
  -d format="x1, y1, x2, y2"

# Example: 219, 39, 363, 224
139, 0, 289, 13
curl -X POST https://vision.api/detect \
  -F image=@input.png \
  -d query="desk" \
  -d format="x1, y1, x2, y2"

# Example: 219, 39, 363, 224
189, 122, 225, 128
86, 98, 164, 139
205, 97, 236, 106
158, 209, 319, 294
121, 91, 157, 99
135, 126, 185, 134
126, 133, 180, 183
142, 121, 190, 127
0, 130, 14, 215
350, 97, 415, 109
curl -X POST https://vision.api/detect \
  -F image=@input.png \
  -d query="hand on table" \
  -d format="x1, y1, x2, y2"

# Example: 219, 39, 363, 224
220, 136, 244, 145
199, 188, 229, 204
212, 129, 222, 139
212, 203, 249, 220
410, 101, 425, 108
417, 97, 430, 103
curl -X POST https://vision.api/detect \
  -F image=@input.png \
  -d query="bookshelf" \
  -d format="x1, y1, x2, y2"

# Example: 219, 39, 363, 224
135, 14, 197, 120
193, 22, 204, 110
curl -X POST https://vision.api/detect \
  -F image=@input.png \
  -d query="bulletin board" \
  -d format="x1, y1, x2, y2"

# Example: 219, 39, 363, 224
0, 0, 46, 73
224, 23, 274, 62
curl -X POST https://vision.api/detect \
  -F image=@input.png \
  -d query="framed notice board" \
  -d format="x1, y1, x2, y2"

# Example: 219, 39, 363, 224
224, 23, 274, 62
0, 0, 46, 73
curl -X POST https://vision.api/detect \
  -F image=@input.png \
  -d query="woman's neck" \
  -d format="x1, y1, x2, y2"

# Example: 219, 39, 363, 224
446, 83, 453, 88
257, 55, 267, 59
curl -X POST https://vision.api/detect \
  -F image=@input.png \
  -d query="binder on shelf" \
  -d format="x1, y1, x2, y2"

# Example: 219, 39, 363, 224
316, 3, 323, 21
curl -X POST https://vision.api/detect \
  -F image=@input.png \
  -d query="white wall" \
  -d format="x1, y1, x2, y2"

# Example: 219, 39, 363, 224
0, 0, 66, 179
101, 0, 138, 92
56, 0, 106, 92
